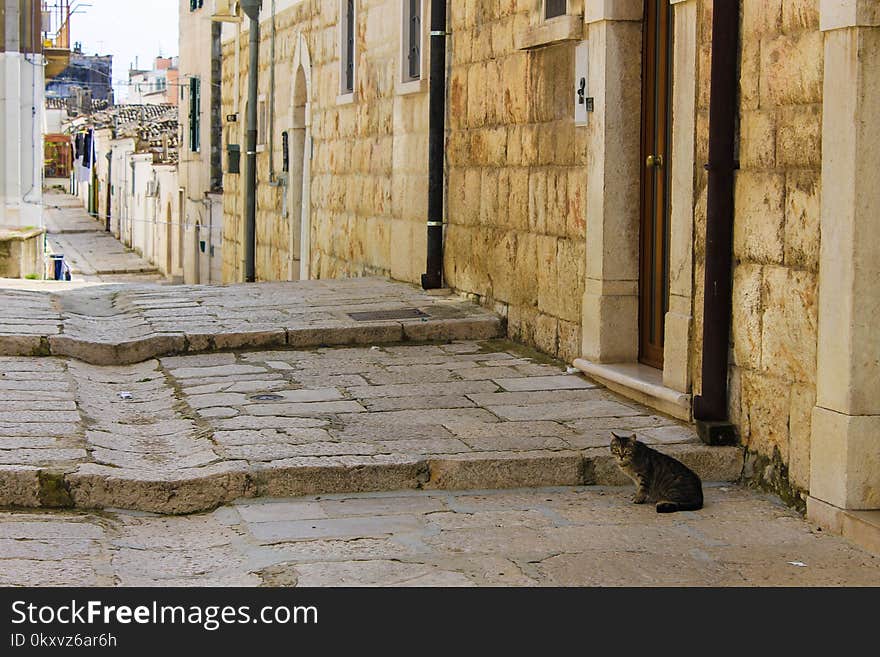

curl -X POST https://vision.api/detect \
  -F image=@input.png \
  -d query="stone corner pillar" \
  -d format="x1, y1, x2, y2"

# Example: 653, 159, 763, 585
809, 3, 880, 517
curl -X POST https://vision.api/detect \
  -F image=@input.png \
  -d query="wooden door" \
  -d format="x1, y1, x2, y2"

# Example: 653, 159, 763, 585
639, 0, 672, 369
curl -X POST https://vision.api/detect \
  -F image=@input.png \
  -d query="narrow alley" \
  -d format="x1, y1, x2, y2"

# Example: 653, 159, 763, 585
0, 194, 879, 586
1, 0, 879, 604
42, 190, 164, 284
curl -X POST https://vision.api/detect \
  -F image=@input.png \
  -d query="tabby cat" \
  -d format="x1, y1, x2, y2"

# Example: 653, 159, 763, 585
609, 432, 703, 513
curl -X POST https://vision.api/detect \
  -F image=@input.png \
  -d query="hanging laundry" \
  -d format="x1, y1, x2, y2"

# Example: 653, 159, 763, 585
83, 131, 93, 168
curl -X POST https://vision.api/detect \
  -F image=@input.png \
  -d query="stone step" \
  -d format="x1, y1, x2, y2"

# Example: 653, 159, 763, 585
0, 278, 505, 364
0, 444, 744, 515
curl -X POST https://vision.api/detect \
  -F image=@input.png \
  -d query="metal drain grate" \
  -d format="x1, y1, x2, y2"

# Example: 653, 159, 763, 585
250, 394, 285, 402
347, 308, 430, 322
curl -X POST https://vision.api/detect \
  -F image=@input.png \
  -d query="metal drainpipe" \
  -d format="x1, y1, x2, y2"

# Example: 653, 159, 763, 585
421, 0, 448, 290
105, 153, 112, 232
692, 0, 740, 445
242, 0, 261, 282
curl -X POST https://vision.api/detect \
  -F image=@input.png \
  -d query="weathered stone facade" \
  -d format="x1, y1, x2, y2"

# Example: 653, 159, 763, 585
714, 0, 823, 497
222, 0, 430, 286
444, 1, 588, 363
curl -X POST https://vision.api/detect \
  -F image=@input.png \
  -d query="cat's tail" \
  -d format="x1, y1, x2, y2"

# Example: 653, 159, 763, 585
656, 500, 703, 513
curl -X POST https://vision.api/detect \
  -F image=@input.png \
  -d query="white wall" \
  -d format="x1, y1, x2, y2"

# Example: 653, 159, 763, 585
179, 0, 224, 284
0, 51, 45, 228
130, 154, 153, 258
44, 108, 66, 135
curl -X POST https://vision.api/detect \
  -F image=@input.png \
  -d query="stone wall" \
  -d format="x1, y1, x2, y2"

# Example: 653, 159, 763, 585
0, 227, 45, 278
444, 1, 587, 363
693, 0, 823, 500
221, 0, 429, 284
220, 1, 587, 362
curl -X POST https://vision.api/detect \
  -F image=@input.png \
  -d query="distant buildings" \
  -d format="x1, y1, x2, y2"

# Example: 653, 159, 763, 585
66, 103, 180, 277
177, 0, 223, 284
45, 44, 114, 106
127, 56, 180, 107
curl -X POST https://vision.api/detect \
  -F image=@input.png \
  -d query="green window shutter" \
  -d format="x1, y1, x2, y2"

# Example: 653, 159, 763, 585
189, 77, 201, 152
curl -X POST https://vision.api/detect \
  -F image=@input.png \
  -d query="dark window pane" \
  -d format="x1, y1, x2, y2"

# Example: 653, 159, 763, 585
545, 0, 566, 19
190, 77, 201, 152
408, 0, 420, 80
344, 0, 354, 93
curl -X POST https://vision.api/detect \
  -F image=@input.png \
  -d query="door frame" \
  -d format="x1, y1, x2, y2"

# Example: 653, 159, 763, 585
578, 0, 698, 415
288, 33, 312, 282
638, 0, 673, 369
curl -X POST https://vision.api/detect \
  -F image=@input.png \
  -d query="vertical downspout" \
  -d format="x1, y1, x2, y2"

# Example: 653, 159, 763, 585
693, 0, 740, 443
421, 0, 447, 290
242, 0, 261, 282
105, 152, 111, 231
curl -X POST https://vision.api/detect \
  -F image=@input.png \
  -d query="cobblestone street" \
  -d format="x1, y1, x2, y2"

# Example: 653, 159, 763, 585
0, 340, 740, 513
1, 486, 878, 587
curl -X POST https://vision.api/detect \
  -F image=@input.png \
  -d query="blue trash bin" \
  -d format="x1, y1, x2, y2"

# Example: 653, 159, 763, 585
50, 255, 64, 281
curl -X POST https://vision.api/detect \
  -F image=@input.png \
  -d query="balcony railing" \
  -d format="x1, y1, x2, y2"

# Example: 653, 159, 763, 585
42, 1, 72, 80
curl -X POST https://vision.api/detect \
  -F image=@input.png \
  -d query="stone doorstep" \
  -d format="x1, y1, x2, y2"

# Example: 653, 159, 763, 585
807, 496, 880, 557
0, 316, 504, 365
0, 444, 744, 515
573, 359, 692, 422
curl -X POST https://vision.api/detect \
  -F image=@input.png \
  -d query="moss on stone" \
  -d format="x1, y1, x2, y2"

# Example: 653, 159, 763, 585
742, 447, 807, 514
30, 337, 51, 357
38, 471, 73, 507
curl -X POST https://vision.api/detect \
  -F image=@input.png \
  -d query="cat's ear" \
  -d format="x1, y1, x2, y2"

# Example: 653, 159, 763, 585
611, 431, 636, 442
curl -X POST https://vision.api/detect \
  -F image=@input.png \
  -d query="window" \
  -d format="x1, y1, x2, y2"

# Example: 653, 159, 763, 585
403, 0, 421, 82
340, 0, 355, 95
258, 97, 267, 146
190, 0, 204, 11
545, 0, 566, 19
189, 77, 201, 152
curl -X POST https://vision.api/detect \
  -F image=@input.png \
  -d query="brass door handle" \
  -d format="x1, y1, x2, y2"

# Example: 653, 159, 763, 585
646, 154, 664, 168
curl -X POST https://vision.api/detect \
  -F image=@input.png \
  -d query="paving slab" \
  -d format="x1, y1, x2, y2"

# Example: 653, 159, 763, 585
0, 340, 742, 514
0, 485, 878, 586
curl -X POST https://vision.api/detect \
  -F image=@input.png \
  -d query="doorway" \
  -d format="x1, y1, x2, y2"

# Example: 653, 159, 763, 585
288, 65, 308, 281
639, 0, 673, 369
165, 202, 173, 276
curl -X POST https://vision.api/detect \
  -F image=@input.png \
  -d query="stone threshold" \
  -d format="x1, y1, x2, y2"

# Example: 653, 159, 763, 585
0, 444, 744, 515
807, 496, 880, 556
572, 359, 692, 422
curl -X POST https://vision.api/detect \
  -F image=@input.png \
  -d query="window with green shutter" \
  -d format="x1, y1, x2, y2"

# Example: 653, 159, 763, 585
189, 77, 201, 153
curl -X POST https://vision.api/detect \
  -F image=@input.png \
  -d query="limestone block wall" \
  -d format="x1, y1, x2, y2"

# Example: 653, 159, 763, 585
693, 0, 824, 501
220, 2, 586, 363
221, 0, 429, 284
444, 1, 588, 363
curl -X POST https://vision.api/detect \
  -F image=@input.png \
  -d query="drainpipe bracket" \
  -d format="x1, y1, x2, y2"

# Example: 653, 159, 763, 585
695, 420, 739, 447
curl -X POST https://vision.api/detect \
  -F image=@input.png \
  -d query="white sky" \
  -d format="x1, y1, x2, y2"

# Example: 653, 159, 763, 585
69, 0, 179, 102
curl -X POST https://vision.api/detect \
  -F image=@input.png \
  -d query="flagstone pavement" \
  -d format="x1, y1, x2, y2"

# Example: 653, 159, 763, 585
1, 485, 878, 586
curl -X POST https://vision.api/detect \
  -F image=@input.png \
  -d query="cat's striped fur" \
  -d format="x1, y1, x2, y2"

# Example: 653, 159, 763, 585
610, 432, 703, 513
